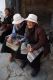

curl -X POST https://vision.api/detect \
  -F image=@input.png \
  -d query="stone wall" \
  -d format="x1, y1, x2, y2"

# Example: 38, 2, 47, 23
5, 0, 53, 32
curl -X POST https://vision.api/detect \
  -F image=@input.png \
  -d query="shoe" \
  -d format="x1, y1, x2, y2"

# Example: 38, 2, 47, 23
31, 69, 39, 77
20, 60, 28, 69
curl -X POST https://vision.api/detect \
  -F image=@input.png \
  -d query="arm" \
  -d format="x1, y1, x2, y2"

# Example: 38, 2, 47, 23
33, 28, 46, 50
19, 37, 27, 43
19, 28, 28, 43
10, 25, 16, 38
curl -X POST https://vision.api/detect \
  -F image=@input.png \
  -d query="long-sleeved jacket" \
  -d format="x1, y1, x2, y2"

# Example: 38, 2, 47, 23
2, 16, 12, 24
25, 25, 50, 56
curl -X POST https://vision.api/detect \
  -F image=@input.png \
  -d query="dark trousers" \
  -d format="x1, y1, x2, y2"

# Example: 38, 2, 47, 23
18, 52, 42, 72
30, 54, 41, 71
1, 40, 17, 58
16, 52, 41, 73
0, 28, 12, 43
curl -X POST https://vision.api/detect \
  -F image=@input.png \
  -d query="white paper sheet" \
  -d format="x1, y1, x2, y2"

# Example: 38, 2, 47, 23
27, 47, 44, 63
6, 41, 19, 51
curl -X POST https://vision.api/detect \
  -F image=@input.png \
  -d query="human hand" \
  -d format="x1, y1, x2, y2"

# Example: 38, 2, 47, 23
7, 36, 13, 43
27, 44, 33, 52
15, 40, 21, 45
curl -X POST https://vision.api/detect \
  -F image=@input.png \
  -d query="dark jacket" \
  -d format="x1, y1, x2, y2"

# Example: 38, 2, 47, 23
25, 25, 50, 56
2, 16, 12, 24
0, 16, 12, 43
2, 16, 12, 30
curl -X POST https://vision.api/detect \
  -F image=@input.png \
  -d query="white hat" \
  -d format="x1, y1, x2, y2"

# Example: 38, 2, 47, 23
12, 14, 24, 24
25, 14, 38, 24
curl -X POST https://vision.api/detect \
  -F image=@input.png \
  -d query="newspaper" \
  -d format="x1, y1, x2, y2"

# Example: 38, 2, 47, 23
6, 40, 19, 51
27, 47, 44, 63
21, 43, 28, 54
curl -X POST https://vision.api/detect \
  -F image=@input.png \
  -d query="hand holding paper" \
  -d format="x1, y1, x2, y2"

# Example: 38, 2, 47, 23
27, 44, 34, 52
7, 36, 13, 43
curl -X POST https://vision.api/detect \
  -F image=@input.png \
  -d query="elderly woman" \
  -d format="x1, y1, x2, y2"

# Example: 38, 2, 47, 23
1, 14, 26, 57
20, 14, 50, 77
7, 13, 26, 43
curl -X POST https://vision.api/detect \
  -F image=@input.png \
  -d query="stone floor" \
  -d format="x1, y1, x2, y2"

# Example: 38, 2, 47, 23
0, 43, 53, 80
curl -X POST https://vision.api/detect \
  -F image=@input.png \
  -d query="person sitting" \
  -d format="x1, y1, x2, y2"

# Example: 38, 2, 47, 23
20, 14, 50, 77
2, 8, 12, 24
0, 8, 13, 43
1, 14, 26, 59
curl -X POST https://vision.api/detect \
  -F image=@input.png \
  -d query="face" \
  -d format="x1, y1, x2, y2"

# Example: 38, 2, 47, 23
27, 21, 35, 29
5, 10, 10, 16
16, 24, 20, 28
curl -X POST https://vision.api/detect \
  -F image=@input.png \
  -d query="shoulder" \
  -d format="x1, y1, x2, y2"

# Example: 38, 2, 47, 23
36, 26, 45, 34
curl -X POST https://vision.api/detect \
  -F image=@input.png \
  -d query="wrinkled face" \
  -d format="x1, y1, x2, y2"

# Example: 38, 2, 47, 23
5, 10, 10, 16
27, 21, 35, 29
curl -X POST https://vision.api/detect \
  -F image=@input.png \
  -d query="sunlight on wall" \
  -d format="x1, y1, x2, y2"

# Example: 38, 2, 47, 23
0, 0, 6, 12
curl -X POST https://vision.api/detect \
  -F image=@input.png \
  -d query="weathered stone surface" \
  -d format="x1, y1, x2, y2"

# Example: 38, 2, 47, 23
0, 53, 11, 68
0, 67, 10, 80
8, 62, 23, 77
0, 43, 53, 80
8, 76, 27, 80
